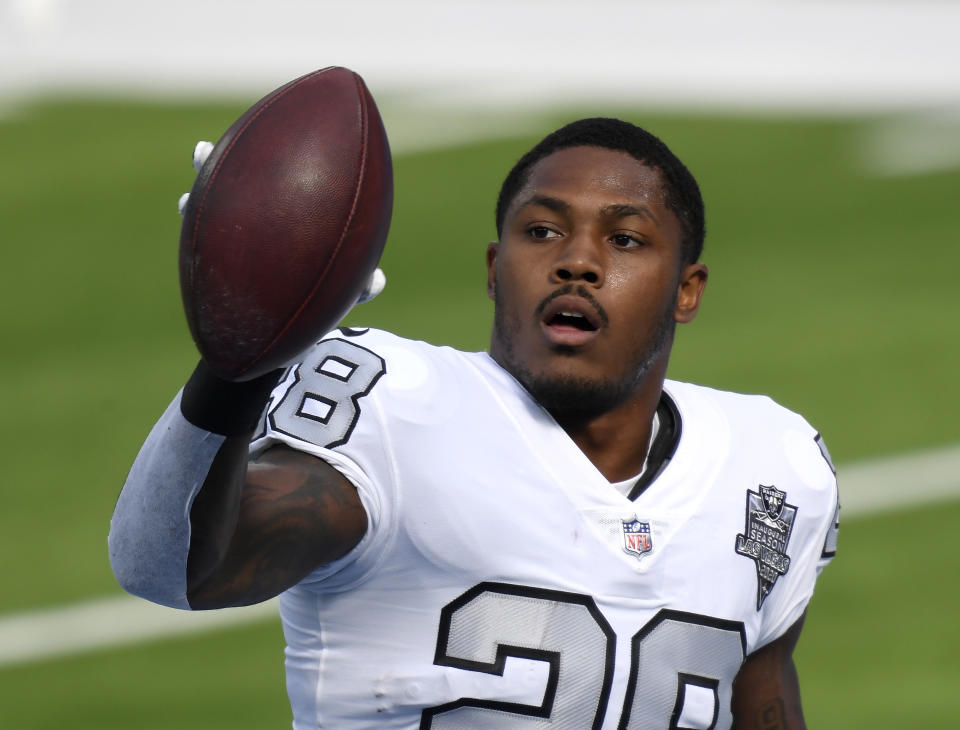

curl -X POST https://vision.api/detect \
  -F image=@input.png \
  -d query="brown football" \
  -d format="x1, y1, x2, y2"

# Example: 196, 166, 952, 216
179, 67, 393, 381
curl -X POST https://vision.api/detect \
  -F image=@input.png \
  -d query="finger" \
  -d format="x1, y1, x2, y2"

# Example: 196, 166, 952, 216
357, 268, 386, 304
193, 141, 215, 173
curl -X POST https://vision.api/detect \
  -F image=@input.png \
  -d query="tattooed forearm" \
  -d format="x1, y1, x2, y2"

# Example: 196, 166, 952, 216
731, 616, 807, 730
187, 444, 366, 608
236, 465, 365, 586
732, 698, 797, 730
756, 699, 787, 729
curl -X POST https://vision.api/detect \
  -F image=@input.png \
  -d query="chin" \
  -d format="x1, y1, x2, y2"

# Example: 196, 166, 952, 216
492, 335, 674, 419
515, 363, 643, 418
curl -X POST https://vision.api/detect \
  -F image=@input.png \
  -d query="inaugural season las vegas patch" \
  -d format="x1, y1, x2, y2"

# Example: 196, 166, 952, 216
735, 485, 797, 609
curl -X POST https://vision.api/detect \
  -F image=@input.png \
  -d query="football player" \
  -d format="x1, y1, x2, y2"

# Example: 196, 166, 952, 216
110, 118, 839, 729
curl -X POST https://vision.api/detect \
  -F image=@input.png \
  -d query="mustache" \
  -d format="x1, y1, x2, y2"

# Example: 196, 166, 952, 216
535, 284, 609, 328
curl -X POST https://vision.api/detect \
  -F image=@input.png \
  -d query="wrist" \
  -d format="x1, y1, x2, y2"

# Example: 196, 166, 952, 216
180, 361, 284, 436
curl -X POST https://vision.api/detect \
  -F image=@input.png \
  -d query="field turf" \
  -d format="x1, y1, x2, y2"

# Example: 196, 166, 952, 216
0, 98, 957, 727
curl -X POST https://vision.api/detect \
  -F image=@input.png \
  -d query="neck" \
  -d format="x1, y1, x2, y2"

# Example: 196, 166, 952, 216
549, 359, 669, 482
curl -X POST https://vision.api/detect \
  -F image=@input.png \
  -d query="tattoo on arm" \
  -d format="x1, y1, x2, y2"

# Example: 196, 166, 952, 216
187, 445, 366, 608
731, 614, 807, 730
755, 698, 787, 729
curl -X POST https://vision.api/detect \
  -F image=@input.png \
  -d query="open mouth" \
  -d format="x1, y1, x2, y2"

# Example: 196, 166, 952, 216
540, 295, 604, 345
546, 311, 598, 332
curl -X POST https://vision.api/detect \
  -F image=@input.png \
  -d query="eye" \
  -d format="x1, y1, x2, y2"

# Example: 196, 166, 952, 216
611, 233, 644, 248
527, 225, 561, 240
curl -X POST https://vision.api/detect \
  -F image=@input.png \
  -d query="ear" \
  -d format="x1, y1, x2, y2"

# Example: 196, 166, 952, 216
674, 263, 708, 323
486, 241, 499, 301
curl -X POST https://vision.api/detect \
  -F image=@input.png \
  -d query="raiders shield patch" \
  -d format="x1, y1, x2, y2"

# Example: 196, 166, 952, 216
735, 485, 797, 609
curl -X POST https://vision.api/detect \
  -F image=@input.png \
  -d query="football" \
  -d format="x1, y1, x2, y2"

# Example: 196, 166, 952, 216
179, 67, 393, 381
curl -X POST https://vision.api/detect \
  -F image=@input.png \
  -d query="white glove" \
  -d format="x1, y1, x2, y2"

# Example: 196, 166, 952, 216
192, 140, 214, 172
177, 141, 385, 304
357, 267, 386, 303
176, 140, 214, 215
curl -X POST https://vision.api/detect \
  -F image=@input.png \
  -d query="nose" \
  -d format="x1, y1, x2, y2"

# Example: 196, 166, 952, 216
551, 234, 603, 286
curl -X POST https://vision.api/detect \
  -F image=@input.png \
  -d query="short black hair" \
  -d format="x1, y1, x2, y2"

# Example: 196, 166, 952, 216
494, 118, 705, 265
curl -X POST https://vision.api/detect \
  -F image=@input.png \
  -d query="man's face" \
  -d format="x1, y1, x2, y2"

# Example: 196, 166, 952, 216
488, 145, 707, 416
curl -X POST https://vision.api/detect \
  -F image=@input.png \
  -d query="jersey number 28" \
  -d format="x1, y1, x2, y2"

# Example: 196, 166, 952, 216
423, 583, 745, 729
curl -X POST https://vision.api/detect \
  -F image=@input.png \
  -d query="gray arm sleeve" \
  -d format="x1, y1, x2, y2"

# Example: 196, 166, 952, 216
108, 391, 226, 610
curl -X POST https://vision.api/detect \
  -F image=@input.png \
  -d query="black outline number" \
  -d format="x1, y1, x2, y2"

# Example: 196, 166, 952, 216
423, 585, 745, 729
269, 338, 385, 449
421, 583, 614, 729
619, 610, 745, 729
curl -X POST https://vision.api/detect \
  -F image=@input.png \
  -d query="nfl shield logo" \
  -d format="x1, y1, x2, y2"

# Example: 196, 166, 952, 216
621, 518, 653, 560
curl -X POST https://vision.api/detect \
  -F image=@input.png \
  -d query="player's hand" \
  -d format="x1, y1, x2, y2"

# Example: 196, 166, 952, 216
177, 140, 386, 305
176, 140, 214, 215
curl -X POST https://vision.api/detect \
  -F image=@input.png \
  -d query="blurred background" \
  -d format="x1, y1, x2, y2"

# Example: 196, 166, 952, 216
1, 1, 958, 727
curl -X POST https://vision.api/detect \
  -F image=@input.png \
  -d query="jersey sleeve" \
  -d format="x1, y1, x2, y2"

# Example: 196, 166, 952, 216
815, 433, 840, 572
754, 426, 840, 648
248, 330, 399, 590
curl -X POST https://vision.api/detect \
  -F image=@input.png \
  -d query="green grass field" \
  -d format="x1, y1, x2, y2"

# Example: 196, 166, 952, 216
1, 97, 957, 727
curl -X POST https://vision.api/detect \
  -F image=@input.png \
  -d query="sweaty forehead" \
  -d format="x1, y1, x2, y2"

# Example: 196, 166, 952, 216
515, 146, 668, 211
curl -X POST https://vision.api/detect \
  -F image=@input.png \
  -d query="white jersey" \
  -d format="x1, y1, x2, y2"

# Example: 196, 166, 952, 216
250, 328, 839, 730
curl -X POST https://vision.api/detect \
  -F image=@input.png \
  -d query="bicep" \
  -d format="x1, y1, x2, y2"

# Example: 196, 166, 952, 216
731, 613, 807, 730
187, 444, 367, 609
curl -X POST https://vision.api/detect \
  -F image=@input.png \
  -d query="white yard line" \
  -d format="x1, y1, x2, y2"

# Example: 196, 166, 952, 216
833, 443, 960, 516
1, 443, 958, 669
0, 596, 280, 668
858, 110, 960, 177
